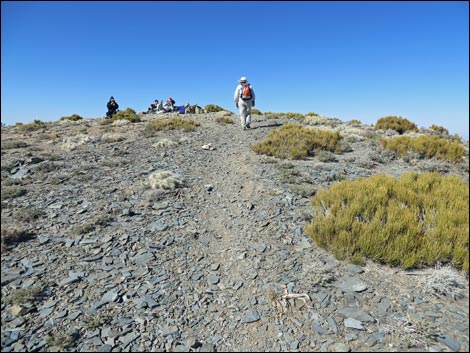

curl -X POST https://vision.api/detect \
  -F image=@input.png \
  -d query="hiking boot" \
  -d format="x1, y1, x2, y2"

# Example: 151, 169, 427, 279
246, 124, 251, 129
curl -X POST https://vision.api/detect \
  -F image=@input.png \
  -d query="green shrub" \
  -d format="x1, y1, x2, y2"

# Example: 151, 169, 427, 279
112, 108, 140, 123
305, 172, 469, 273
305, 112, 320, 117
60, 114, 83, 121
375, 116, 419, 134
144, 118, 199, 137
251, 108, 262, 115
379, 135, 465, 164
252, 123, 343, 160
350, 119, 362, 125
204, 104, 225, 113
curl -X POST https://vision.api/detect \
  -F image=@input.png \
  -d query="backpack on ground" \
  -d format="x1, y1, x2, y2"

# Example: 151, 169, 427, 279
240, 84, 252, 100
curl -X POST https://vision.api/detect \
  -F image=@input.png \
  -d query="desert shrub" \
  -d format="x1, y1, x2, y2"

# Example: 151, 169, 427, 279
1, 141, 29, 149
305, 112, 320, 117
350, 119, 362, 125
101, 133, 124, 143
215, 116, 234, 124
204, 104, 225, 113
1, 226, 34, 253
60, 114, 83, 122
15, 120, 47, 132
153, 138, 178, 148
379, 135, 465, 164
251, 109, 262, 115
144, 118, 199, 137
305, 172, 469, 273
112, 108, 140, 123
1, 187, 27, 200
430, 124, 449, 136
148, 171, 185, 190
252, 123, 343, 160
375, 116, 418, 134
2, 286, 43, 304
284, 112, 305, 121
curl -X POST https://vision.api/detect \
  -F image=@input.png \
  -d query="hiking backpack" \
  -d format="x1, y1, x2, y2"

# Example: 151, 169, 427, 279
240, 84, 252, 100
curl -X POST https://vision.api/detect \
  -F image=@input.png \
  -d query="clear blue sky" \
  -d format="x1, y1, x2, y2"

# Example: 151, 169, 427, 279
2, 1, 469, 139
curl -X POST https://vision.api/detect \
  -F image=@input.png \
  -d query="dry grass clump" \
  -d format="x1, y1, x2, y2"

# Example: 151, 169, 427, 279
61, 134, 94, 151
379, 135, 465, 164
305, 172, 469, 273
148, 171, 185, 190
251, 109, 262, 115
144, 118, 199, 137
375, 116, 419, 134
429, 124, 449, 136
153, 138, 178, 148
1, 187, 27, 200
101, 133, 124, 143
2, 286, 43, 305
215, 116, 234, 124
420, 263, 468, 300
1, 140, 29, 150
112, 108, 140, 123
1, 226, 34, 253
252, 123, 343, 160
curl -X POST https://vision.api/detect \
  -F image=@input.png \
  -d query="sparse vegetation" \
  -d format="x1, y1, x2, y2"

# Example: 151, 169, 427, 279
1, 187, 27, 200
148, 171, 185, 190
252, 123, 343, 159
305, 172, 469, 273
112, 108, 140, 123
204, 104, 225, 113
215, 116, 234, 124
15, 120, 47, 132
379, 135, 465, 164
375, 116, 419, 134
251, 109, 262, 115
2, 286, 43, 305
144, 118, 199, 137
430, 124, 449, 136
1, 226, 34, 253
60, 114, 83, 121
1, 140, 29, 149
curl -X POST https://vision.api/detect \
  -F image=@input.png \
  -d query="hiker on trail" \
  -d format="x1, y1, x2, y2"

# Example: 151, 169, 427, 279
234, 76, 255, 130
106, 96, 119, 118
164, 97, 176, 112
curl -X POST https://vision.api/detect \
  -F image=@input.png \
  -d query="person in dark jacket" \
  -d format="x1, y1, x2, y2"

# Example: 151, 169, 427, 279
106, 96, 119, 118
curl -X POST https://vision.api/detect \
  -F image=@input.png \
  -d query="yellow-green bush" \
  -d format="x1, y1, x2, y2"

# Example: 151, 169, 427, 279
305, 172, 469, 273
430, 124, 449, 136
252, 123, 343, 160
251, 108, 262, 115
15, 120, 46, 132
380, 135, 465, 164
144, 118, 199, 137
60, 114, 83, 121
112, 108, 140, 123
204, 104, 224, 113
375, 116, 418, 134
215, 116, 234, 124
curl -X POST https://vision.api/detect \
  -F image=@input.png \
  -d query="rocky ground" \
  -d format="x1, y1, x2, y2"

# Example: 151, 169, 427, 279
1, 111, 469, 352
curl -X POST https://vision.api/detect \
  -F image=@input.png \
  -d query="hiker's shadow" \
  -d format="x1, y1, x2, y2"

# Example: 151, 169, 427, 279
252, 123, 283, 129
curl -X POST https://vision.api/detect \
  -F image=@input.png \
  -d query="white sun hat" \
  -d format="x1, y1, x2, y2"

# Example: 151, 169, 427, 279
238, 76, 248, 83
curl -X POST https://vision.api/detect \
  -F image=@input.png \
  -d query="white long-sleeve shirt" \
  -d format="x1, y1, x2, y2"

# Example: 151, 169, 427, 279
234, 83, 255, 102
